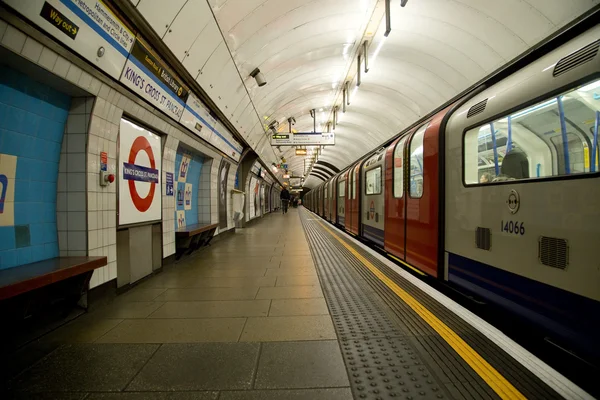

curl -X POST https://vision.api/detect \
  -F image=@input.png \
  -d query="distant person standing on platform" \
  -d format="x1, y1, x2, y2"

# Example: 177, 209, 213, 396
280, 187, 291, 214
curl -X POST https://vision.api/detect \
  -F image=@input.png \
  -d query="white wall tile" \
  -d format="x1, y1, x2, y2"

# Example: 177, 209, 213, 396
52, 56, 70, 78
0, 19, 7, 40
67, 173, 86, 193
67, 154, 86, 173
57, 212, 67, 232
67, 231, 87, 251
57, 193, 67, 212
21, 37, 43, 62
88, 229, 98, 250
108, 244, 116, 262
87, 211, 98, 231
38, 47, 58, 71
108, 262, 117, 280
67, 133, 86, 153
1, 25, 26, 53
66, 64, 83, 84
67, 211, 87, 231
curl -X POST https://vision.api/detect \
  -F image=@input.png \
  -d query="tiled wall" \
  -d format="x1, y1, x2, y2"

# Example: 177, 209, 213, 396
198, 158, 213, 225
0, 65, 69, 269
0, 18, 238, 285
56, 97, 93, 257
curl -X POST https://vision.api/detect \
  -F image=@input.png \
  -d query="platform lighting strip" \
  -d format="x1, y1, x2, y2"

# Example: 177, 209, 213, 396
316, 218, 527, 400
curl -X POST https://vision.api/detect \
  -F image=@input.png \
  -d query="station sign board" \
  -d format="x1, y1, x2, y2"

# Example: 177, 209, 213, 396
5, 0, 134, 79
120, 38, 189, 122
118, 119, 162, 226
180, 93, 243, 162
295, 148, 308, 155
271, 132, 335, 146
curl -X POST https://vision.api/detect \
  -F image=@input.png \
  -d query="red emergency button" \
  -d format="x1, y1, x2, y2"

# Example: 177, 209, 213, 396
107, 174, 115, 183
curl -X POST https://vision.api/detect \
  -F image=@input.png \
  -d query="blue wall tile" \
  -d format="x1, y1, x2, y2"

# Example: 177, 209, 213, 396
0, 65, 70, 270
16, 248, 32, 265
0, 250, 18, 269
0, 227, 16, 251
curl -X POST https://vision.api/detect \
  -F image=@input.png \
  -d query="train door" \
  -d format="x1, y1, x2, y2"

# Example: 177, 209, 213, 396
384, 136, 409, 259
361, 150, 386, 247
329, 176, 337, 222
404, 121, 439, 277
337, 170, 348, 226
347, 162, 361, 235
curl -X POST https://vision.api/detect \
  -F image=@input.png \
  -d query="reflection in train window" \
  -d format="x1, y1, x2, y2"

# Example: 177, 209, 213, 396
352, 167, 357, 199
339, 180, 346, 197
464, 78, 600, 185
410, 124, 428, 198
393, 137, 408, 198
366, 167, 382, 195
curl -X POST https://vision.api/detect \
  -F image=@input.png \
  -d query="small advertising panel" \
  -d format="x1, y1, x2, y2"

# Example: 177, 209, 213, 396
218, 159, 230, 229
120, 39, 189, 122
289, 178, 302, 187
180, 93, 243, 162
118, 119, 162, 226
271, 132, 335, 146
4, 0, 134, 79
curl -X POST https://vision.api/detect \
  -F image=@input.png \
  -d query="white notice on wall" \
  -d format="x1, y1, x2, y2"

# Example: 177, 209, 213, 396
118, 119, 162, 226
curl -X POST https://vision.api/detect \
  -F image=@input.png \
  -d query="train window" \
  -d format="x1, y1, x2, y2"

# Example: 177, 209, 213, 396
464, 78, 600, 185
393, 137, 408, 198
338, 180, 346, 197
409, 125, 427, 198
366, 167, 382, 195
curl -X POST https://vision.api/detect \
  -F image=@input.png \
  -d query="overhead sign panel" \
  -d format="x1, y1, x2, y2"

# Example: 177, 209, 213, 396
180, 93, 243, 162
120, 39, 189, 122
5, 0, 134, 79
271, 132, 335, 146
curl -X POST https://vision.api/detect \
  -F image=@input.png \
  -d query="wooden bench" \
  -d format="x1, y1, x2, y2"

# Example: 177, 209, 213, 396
0, 257, 107, 315
175, 223, 218, 260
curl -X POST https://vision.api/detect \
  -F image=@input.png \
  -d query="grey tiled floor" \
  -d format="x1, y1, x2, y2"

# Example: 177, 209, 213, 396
4, 209, 351, 399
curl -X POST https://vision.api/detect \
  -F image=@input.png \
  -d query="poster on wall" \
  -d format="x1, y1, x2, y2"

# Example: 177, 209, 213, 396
177, 210, 185, 229
253, 177, 260, 218
0, 154, 17, 227
249, 176, 257, 218
4, 0, 134, 79
184, 183, 192, 211
118, 119, 162, 226
218, 159, 230, 229
120, 39, 189, 122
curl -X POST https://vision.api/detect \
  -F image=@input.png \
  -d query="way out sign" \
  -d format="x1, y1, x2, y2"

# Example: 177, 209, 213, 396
118, 119, 162, 226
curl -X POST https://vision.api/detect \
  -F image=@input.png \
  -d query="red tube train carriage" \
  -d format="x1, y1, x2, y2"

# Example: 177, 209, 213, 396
304, 25, 600, 363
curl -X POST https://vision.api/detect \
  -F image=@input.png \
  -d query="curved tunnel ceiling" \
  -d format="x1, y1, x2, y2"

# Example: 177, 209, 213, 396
128, 0, 599, 188
208, 0, 599, 188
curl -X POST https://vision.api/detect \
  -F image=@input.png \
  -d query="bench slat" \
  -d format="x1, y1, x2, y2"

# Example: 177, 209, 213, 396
175, 223, 218, 237
0, 256, 108, 301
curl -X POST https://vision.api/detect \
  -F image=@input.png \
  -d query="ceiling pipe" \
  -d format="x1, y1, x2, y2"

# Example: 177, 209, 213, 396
384, 0, 391, 37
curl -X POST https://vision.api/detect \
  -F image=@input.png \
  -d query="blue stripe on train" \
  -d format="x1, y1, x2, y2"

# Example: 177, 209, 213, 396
362, 224, 384, 247
448, 252, 600, 358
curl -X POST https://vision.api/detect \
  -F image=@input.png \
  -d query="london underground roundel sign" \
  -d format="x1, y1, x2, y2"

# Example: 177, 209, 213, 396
119, 119, 162, 225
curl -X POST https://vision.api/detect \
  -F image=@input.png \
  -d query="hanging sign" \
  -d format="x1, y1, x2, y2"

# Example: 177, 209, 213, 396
4, 0, 134, 79
120, 39, 189, 121
271, 132, 335, 146
118, 119, 162, 225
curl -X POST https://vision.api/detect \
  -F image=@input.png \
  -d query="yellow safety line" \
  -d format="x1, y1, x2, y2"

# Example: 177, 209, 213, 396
315, 219, 526, 400
387, 254, 427, 276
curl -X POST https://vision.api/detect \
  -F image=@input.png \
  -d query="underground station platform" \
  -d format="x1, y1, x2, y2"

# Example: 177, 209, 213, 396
0, 208, 592, 400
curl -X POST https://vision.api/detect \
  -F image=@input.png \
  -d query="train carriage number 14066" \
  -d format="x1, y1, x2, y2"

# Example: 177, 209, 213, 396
501, 220, 525, 235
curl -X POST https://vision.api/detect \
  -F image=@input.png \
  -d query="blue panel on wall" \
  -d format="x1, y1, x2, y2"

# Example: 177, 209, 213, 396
0, 65, 70, 270
173, 146, 203, 229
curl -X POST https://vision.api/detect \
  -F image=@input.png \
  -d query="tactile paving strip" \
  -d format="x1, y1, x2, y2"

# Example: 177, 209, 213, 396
301, 210, 563, 400
301, 214, 450, 400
